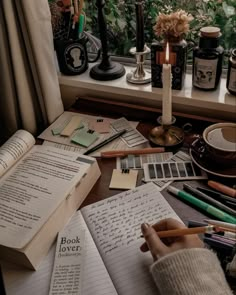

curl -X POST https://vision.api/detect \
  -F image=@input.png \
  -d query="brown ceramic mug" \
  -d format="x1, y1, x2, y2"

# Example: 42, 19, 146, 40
192, 122, 236, 167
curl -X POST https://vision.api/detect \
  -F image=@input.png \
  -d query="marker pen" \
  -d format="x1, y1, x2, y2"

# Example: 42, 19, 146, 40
167, 186, 236, 224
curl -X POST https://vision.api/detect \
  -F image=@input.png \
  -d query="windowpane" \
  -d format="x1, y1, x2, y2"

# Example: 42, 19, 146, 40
85, 0, 236, 59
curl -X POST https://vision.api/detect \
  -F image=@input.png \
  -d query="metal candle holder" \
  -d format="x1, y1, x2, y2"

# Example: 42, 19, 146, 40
126, 45, 151, 84
149, 116, 184, 147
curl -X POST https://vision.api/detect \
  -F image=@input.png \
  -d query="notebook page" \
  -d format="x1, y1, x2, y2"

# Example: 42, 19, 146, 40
81, 183, 181, 295
1, 211, 118, 295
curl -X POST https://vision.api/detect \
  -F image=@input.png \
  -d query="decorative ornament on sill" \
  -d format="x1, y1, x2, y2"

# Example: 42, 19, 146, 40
151, 9, 193, 90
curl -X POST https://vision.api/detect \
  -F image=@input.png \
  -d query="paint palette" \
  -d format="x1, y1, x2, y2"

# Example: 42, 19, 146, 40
143, 161, 207, 182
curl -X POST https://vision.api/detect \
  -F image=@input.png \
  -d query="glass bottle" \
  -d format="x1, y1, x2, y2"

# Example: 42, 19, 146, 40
192, 27, 224, 90
226, 49, 236, 96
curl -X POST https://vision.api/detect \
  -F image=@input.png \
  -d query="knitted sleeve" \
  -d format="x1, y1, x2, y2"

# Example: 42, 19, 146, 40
150, 248, 233, 295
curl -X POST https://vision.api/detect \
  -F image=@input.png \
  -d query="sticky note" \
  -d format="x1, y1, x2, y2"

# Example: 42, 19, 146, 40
60, 116, 82, 137
89, 118, 110, 133
109, 169, 138, 190
71, 129, 99, 147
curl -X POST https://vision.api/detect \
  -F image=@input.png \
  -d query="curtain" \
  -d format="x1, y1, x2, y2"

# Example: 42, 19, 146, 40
0, 0, 64, 143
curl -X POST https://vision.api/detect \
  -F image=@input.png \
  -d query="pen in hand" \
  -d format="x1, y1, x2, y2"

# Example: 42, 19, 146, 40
83, 129, 127, 156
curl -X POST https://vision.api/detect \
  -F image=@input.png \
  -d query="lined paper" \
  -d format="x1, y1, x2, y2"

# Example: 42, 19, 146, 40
82, 182, 181, 295
1, 211, 118, 295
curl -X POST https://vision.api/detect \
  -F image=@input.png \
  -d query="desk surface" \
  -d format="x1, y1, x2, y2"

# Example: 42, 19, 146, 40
75, 97, 234, 212
1, 99, 235, 294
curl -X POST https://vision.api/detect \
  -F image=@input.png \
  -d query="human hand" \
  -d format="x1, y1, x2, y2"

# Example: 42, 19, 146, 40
140, 218, 204, 261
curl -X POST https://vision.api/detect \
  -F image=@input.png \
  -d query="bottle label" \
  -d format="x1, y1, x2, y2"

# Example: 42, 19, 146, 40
229, 67, 236, 91
193, 57, 218, 89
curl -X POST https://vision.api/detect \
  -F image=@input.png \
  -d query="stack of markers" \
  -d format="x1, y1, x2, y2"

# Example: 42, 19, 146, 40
168, 180, 236, 280
188, 219, 236, 281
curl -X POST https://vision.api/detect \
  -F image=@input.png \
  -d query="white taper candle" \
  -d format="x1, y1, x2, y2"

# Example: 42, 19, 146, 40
162, 42, 172, 125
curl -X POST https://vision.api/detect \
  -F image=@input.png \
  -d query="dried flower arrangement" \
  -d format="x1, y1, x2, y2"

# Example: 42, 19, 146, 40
153, 9, 193, 41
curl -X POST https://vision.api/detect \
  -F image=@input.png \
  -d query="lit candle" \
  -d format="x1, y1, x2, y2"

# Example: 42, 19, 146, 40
162, 42, 172, 125
135, 0, 144, 52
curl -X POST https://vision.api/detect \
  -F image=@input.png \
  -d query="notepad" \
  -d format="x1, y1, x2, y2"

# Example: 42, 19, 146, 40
71, 129, 99, 147
109, 169, 138, 190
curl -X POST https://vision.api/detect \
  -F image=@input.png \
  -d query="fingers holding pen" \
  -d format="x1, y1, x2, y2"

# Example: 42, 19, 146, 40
140, 223, 168, 260
140, 218, 204, 261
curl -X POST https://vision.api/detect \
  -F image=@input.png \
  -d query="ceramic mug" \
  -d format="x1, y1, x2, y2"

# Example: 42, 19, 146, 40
191, 122, 236, 166
54, 35, 101, 75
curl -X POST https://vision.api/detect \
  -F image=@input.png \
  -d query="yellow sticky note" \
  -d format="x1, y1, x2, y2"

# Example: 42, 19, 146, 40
109, 169, 138, 190
60, 116, 81, 137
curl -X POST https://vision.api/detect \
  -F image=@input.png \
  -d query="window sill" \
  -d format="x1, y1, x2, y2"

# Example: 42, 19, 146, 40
58, 63, 236, 122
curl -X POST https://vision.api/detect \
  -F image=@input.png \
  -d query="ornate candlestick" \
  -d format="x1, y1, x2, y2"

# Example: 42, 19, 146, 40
90, 0, 125, 81
149, 117, 184, 147
126, 45, 151, 84
126, 0, 151, 84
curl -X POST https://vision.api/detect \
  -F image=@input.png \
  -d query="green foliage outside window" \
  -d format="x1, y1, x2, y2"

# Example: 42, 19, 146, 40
85, 0, 236, 59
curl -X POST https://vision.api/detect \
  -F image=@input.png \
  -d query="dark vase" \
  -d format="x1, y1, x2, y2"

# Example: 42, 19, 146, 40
151, 37, 188, 90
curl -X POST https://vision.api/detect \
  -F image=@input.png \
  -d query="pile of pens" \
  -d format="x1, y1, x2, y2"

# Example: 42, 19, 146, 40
168, 179, 236, 281
49, 0, 85, 41
188, 219, 236, 283
168, 180, 236, 224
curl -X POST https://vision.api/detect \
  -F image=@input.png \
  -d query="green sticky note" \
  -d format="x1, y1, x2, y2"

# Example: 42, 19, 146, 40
71, 129, 99, 147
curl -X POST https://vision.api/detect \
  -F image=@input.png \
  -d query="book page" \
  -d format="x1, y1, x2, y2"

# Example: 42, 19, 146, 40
82, 183, 182, 295
0, 130, 35, 178
1, 211, 118, 295
0, 145, 94, 249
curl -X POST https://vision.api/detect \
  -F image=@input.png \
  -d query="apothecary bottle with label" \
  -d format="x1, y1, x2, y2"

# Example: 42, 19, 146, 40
226, 49, 236, 95
192, 27, 224, 90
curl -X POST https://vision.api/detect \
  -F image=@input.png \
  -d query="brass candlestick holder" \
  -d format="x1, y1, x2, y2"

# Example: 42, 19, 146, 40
149, 116, 184, 147
126, 45, 151, 84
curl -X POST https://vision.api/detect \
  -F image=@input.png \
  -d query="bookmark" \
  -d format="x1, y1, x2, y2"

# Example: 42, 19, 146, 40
109, 169, 138, 190
110, 117, 147, 147
89, 118, 110, 133
49, 229, 85, 295
143, 161, 207, 182
60, 116, 82, 137
71, 129, 99, 147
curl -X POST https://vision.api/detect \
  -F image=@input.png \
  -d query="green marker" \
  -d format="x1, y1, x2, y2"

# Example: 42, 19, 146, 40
168, 186, 236, 224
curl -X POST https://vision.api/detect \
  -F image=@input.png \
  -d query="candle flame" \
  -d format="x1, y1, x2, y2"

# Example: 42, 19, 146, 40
165, 42, 170, 64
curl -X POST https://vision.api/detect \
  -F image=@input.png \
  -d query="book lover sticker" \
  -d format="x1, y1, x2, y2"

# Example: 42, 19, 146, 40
64, 43, 88, 73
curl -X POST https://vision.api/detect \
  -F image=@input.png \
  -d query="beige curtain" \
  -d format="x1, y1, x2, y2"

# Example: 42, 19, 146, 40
0, 0, 64, 143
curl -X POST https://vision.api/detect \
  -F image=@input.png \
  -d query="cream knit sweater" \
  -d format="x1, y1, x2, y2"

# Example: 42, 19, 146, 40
151, 248, 233, 295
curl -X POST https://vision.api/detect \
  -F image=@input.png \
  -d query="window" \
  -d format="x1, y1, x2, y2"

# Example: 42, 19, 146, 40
85, 0, 236, 60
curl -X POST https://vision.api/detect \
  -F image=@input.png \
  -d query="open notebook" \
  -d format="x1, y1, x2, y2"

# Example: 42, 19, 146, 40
1, 183, 181, 295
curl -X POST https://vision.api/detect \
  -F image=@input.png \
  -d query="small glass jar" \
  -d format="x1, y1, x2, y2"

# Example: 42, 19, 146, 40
226, 49, 236, 96
192, 27, 224, 90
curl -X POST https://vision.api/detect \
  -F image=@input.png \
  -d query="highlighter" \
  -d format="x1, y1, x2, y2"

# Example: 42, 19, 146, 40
167, 186, 236, 224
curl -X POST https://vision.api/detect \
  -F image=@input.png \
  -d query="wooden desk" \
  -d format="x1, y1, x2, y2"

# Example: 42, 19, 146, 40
0, 98, 235, 294
75, 97, 233, 222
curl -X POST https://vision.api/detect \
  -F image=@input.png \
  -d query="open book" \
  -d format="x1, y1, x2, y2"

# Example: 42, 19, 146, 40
2, 183, 181, 295
0, 130, 101, 269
